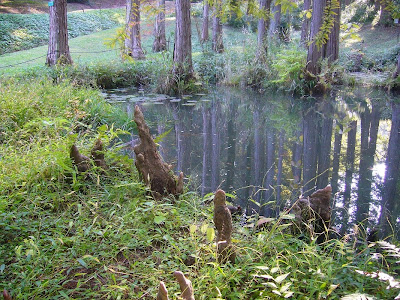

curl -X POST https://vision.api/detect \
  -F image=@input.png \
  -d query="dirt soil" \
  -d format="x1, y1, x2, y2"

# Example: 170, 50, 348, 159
0, 0, 126, 14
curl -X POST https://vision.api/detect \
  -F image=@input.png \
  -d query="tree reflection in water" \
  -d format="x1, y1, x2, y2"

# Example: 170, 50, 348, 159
105, 86, 399, 239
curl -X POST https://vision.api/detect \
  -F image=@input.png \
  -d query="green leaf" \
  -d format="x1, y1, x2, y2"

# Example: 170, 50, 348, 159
262, 282, 278, 288
77, 258, 88, 268
154, 215, 166, 224
306, 11, 312, 19
189, 224, 197, 235
284, 291, 294, 298
200, 222, 208, 234
207, 227, 215, 242
280, 213, 295, 220
154, 128, 172, 144
274, 273, 290, 284
271, 267, 279, 274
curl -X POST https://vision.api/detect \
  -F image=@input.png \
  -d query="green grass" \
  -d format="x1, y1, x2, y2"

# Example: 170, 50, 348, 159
0, 78, 399, 299
0, 9, 125, 55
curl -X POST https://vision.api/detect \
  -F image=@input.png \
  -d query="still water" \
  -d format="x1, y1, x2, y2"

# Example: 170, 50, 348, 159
103, 86, 399, 234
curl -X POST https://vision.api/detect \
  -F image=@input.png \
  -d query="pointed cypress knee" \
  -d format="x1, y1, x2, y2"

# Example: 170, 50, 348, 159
133, 105, 184, 199
213, 189, 236, 264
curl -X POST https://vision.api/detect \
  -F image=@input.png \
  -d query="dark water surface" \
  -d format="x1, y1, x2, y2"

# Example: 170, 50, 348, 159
103, 86, 400, 234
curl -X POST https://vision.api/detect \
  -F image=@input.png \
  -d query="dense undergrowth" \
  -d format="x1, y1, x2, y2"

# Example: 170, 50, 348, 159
0, 8, 124, 55
0, 78, 399, 299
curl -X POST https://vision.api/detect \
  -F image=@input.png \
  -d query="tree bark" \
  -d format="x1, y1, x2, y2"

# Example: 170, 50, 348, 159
300, 0, 311, 47
325, 0, 341, 63
268, 1, 281, 36
212, 0, 224, 53
380, 103, 400, 237
393, 54, 400, 79
125, 0, 145, 59
257, 0, 272, 59
173, 0, 193, 77
153, 0, 167, 52
379, 0, 392, 26
306, 0, 327, 75
201, 1, 210, 42
46, 0, 72, 66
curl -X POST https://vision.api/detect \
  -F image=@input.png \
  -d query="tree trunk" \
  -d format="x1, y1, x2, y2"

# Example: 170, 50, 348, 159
292, 125, 303, 185
276, 130, 285, 217
316, 101, 333, 189
125, 0, 145, 59
201, 1, 210, 42
263, 128, 275, 216
356, 104, 380, 225
393, 53, 400, 79
341, 120, 357, 235
153, 0, 167, 52
300, 0, 311, 47
173, 0, 193, 77
212, 0, 224, 53
325, 0, 341, 63
257, 0, 272, 59
379, 0, 392, 26
201, 106, 212, 195
224, 99, 237, 192
253, 109, 262, 203
306, 0, 327, 75
331, 121, 343, 197
302, 107, 318, 197
268, 1, 281, 36
244, 137, 253, 209
46, 0, 72, 66
173, 106, 192, 175
380, 103, 400, 237
211, 101, 221, 191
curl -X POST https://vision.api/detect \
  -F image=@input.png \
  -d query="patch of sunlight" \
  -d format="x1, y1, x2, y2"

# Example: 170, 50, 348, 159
12, 29, 33, 41
355, 269, 400, 289
165, 17, 176, 21
113, 13, 125, 24
340, 293, 376, 300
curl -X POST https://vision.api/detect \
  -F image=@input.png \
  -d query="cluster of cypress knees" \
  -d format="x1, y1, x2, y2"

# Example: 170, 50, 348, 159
1, 106, 332, 300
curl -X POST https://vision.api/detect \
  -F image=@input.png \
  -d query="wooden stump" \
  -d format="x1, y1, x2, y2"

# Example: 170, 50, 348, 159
213, 189, 236, 264
291, 185, 332, 241
156, 271, 194, 300
133, 105, 184, 199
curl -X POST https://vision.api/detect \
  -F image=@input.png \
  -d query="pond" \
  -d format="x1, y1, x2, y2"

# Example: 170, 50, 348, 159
103, 86, 399, 236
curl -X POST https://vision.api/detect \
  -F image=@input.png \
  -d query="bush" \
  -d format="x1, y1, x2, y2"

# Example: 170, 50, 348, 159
0, 8, 124, 55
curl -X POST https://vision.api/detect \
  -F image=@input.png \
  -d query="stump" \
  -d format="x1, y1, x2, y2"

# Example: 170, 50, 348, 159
291, 185, 332, 241
213, 189, 236, 264
156, 271, 195, 300
70, 139, 108, 173
133, 105, 184, 199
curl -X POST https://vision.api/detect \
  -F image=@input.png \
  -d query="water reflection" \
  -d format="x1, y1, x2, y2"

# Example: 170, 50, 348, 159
103, 87, 399, 236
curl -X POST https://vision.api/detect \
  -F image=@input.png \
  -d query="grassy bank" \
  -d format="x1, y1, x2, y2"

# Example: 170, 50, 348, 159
0, 8, 124, 55
0, 78, 399, 299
